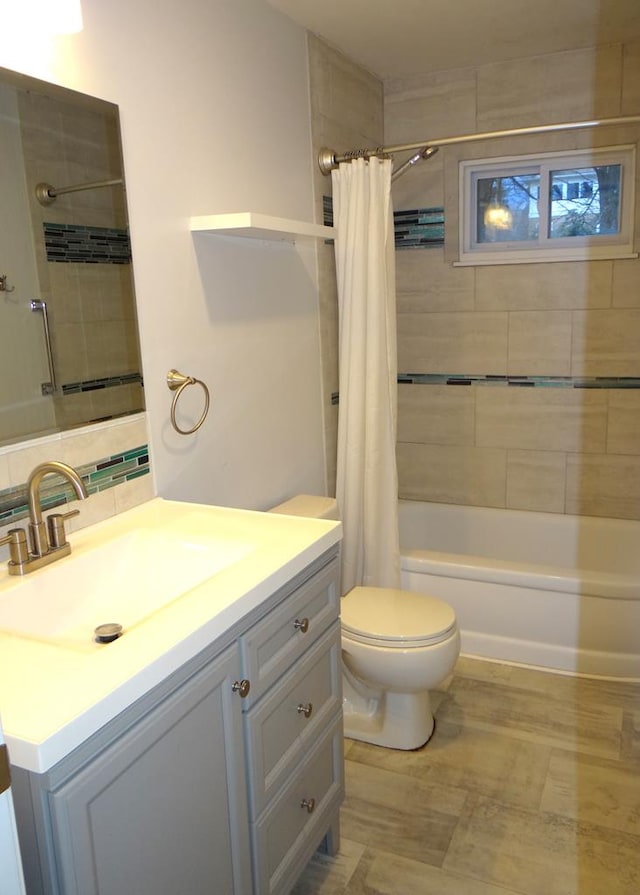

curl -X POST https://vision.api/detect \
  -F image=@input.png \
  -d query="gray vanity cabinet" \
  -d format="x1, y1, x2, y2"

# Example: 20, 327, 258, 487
15, 642, 252, 895
240, 557, 344, 895
11, 546, 343, 895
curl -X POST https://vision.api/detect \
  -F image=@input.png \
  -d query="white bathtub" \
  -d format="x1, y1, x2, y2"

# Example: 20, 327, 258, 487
398, 500, 640, 679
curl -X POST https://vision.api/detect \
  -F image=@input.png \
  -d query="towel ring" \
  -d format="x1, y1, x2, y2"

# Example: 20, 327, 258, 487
167, 369, 210, 435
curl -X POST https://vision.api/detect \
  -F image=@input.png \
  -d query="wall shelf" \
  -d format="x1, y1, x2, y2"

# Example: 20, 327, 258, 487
190, 212, 334, 242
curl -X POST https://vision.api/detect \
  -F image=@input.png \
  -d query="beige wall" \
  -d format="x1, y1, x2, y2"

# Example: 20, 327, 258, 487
307, 35, 384, 494
387, 40, 640, 519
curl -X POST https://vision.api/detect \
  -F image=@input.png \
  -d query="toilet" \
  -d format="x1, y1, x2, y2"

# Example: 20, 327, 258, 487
269, 495, 460, 750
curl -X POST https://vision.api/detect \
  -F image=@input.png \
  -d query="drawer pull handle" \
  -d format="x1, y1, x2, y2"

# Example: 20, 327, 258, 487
294, 617, 309, 634
297, 702, 313, 718
232, 679, 251, 698
300, 797, 315, 814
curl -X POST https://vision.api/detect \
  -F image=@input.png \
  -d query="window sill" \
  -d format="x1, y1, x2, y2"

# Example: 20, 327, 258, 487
454, 249, 638, 266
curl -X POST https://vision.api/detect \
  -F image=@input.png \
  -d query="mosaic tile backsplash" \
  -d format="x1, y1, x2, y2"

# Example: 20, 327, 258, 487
0, 444, 150, 527
44, 222, 132, 264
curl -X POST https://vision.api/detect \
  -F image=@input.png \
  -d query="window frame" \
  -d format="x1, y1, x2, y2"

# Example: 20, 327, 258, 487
456, 145, 637, 266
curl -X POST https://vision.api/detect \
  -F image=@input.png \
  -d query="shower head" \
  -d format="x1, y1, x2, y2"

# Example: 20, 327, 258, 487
391, 145, 439, 182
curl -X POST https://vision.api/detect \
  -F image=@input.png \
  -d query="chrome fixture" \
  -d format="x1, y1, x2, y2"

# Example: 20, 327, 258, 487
30, 299, 57, 394
318, 113, 640, 176
0, 461, 88, 576
391, 146, 438, 182
166, 369, 210, 435
35, 177, 123, 206
0, 274, 15, 293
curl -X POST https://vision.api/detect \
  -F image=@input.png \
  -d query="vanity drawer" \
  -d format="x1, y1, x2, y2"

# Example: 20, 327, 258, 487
250, 713, 344, 895
240, 557, 339, 706
244, 621, 341, 818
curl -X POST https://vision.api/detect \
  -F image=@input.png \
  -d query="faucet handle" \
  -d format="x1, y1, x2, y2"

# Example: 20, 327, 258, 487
47, 509, 80, 550
0, 528, 29, 568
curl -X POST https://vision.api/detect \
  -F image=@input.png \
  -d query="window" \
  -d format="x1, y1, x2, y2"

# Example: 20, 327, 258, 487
457, 146, 637, 265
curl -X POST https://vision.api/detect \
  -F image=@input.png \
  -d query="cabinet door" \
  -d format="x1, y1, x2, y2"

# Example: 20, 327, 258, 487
48, 645, 251, 895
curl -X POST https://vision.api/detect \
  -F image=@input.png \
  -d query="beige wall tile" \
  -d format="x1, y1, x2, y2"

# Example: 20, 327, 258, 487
398, 384, 475, 445
397, 312, 508, 374
308, 36, 383, 495
622, 39, 640, 114
476, 388, 607, 452
566, 453, 640, 519
307, 34, 383, 142
396, 249, 475, 312
384, 69, 477, 145
506, 450, 566, 513
612, 259, 640, 308
476, 262, 612, 311
607, 390, 640, 455
477, 45, 623, 131
508, 311, 572, 375
571, 309, 640, 376
54, 322, 89, 381
397, 442, 506, 507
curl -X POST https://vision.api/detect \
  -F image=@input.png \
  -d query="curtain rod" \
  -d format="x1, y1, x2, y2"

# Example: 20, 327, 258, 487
317, 115, 640, 175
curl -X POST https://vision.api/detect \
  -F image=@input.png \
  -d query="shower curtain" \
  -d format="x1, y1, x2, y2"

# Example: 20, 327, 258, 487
331, 156, 400, 593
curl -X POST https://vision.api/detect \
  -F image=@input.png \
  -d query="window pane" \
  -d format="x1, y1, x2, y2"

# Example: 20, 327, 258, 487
548, 164, 621, 238
477, 174, 540, 243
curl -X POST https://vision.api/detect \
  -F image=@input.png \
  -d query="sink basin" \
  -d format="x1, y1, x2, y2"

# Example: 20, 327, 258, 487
0, 529, 254, 646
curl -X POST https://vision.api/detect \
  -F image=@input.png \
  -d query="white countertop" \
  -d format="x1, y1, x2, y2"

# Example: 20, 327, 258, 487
0, 498, 341, 773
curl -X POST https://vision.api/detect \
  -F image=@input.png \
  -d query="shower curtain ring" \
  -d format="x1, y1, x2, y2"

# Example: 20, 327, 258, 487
166, 369, 210, 435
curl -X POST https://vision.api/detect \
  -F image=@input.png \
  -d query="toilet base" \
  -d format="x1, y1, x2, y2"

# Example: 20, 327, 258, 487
342, 674, 435, 750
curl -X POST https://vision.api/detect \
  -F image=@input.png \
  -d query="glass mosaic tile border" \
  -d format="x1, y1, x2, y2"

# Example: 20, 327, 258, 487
323, 197, 445, 249
62, 372, 143, 395
332, 376, 640, 404
394, 208, 445, 249
0, 444, 150, 527
398, 374, 640, 388
44, 222, 131, 264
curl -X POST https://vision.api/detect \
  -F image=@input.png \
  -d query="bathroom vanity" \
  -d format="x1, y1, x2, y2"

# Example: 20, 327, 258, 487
0, 499, 343, 895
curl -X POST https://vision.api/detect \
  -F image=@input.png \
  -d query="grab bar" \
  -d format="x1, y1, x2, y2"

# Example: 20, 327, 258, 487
30, 299, 57, 395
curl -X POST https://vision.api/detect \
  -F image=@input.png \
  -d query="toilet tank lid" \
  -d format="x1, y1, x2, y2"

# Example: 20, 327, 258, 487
269, 495, 339, 520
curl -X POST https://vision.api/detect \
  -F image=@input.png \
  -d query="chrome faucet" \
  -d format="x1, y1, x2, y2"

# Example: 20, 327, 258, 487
0, 461, 88, 576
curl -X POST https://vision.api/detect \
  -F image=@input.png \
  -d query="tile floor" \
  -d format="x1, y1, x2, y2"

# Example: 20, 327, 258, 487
293, 655, 640, 895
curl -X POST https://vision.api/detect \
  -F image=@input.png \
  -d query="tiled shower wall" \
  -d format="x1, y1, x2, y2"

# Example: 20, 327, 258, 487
307, 35, 384, 495
387, 40, 640, 520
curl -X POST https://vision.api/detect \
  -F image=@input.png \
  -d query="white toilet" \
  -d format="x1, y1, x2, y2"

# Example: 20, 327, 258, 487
269, 495, 460, 750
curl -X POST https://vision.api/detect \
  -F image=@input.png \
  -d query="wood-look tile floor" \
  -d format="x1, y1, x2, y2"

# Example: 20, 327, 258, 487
292, 656, 640, 895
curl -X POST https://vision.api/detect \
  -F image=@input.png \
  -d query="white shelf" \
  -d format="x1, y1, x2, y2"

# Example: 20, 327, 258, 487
190, 212, 334, 242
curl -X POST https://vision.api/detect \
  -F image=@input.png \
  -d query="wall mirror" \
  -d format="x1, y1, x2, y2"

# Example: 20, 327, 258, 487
0, 66, 144, 448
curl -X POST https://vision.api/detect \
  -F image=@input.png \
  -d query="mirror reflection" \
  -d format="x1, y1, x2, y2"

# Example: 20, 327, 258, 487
0, 67, 144, 448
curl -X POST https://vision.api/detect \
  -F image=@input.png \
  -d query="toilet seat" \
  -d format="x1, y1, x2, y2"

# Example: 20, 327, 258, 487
341, 586, 457, 648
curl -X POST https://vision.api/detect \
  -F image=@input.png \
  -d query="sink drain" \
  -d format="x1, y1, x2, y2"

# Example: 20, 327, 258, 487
94, 623, 123, 643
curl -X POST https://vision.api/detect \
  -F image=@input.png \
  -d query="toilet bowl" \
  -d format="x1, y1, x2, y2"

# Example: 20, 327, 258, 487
269, 495, 460, 750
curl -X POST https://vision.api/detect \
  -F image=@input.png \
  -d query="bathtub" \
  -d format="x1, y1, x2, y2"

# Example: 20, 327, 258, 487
398, 500, 640, 679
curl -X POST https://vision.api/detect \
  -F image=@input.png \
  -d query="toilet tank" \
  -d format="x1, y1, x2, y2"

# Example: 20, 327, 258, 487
269, 494, 339, 521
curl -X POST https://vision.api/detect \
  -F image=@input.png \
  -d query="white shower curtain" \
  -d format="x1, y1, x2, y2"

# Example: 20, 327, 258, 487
331, 156, 400, 593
